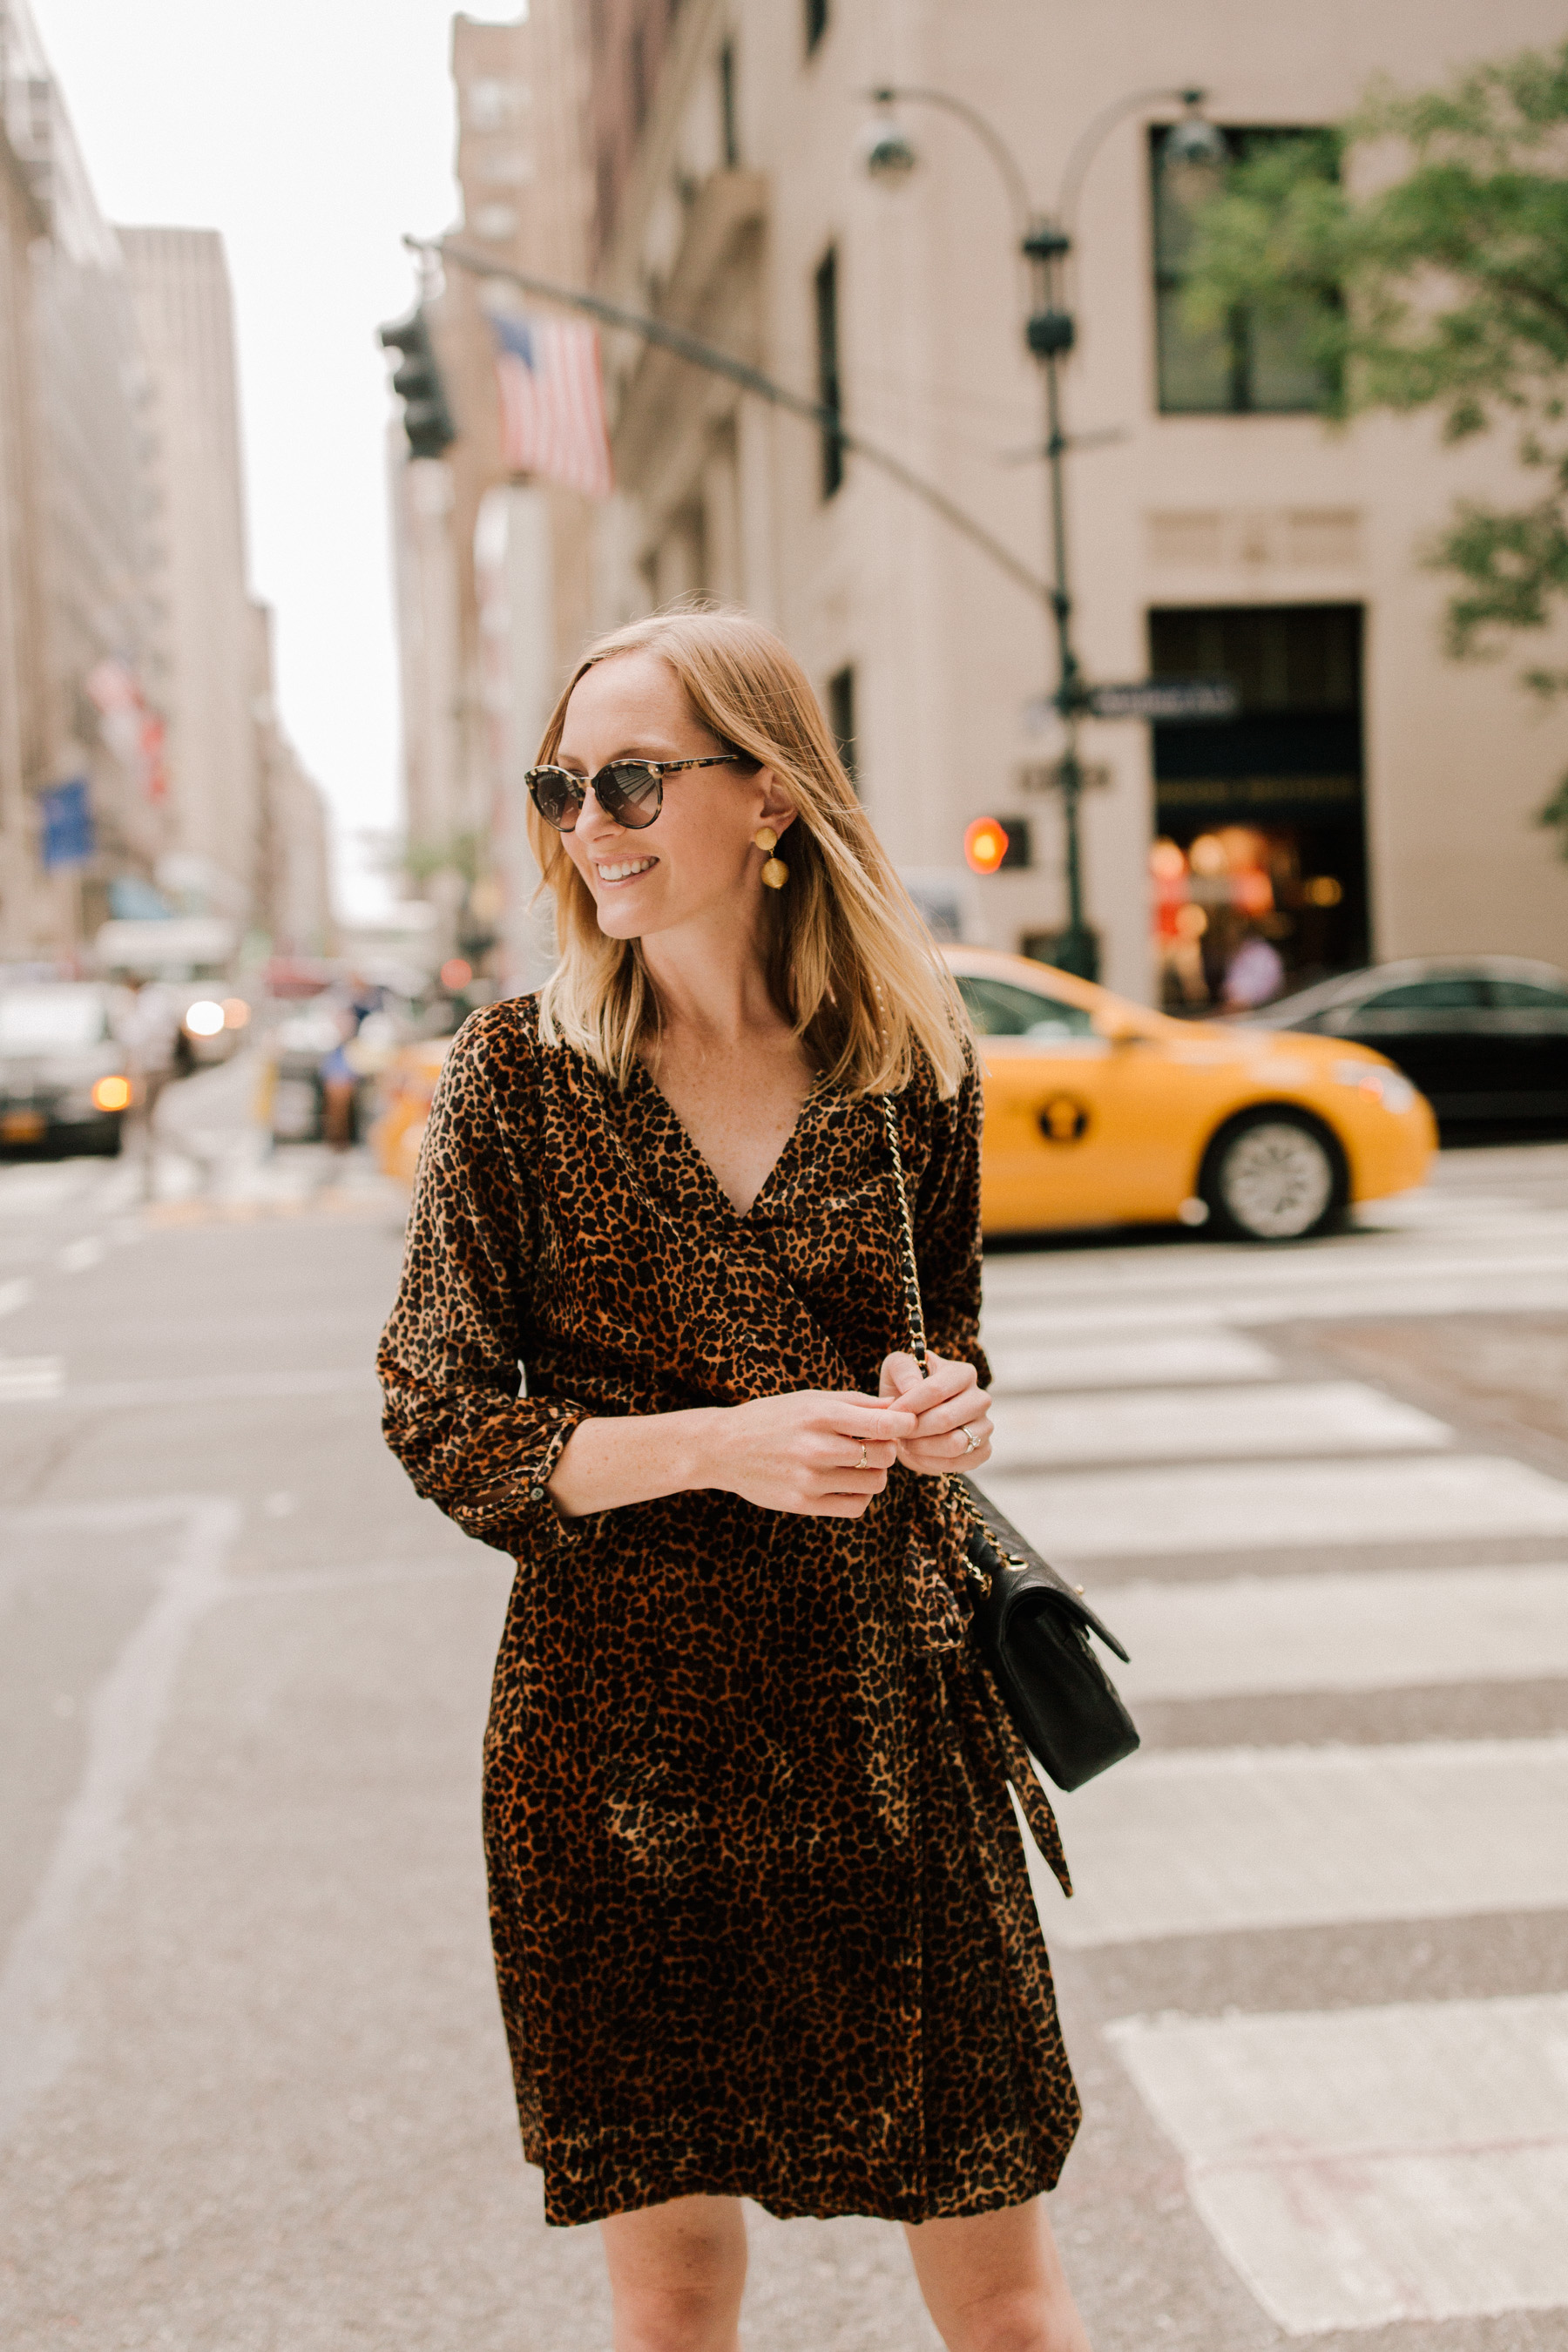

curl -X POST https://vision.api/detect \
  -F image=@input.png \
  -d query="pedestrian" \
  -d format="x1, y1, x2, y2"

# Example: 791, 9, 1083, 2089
378, 610, 1088, 2352
1222, 930, 1286, 1011
110, 971, 180, 1199
318, 1015, 359, 1150
319, 975, 382, 1150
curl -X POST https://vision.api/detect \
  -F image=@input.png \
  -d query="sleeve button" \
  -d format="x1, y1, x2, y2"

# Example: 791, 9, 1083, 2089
529, 1486, 543, 1502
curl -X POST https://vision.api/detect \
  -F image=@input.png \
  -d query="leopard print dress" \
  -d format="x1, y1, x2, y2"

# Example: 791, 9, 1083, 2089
378, 995, 1079, 2228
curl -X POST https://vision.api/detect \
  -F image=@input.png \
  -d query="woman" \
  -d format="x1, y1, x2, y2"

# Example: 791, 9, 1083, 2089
378, 611, 1088, 2352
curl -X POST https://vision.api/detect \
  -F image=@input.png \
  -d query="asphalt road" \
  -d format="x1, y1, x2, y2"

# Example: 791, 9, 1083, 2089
2, 1103, 1565, 2351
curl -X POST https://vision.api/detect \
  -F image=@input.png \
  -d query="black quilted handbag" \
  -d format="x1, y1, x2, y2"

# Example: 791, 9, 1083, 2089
878, 1098, 1140, 1793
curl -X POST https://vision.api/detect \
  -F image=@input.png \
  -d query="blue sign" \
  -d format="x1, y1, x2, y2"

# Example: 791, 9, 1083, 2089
41, 778, 94, 869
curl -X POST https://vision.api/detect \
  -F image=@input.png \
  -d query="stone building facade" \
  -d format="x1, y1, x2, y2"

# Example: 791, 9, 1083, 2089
119, 226, 260, 931
252, 600, 334, 960
579, 0, 1568, 1005
0, 0, 163, 959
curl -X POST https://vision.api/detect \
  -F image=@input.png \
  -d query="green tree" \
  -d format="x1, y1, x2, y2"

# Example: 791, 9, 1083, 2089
1179, 42, 1568, 850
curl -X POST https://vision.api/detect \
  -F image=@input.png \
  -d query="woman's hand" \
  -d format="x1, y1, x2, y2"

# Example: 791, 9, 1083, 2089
705, 1389, 920, 1518
878, 1350, 994, 1477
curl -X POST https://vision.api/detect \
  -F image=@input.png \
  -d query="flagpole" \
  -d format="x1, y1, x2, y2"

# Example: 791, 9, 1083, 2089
413, 236, 1051, 611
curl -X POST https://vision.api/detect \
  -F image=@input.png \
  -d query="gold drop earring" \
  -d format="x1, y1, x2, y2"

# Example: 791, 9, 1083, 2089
754, 826, 788, 889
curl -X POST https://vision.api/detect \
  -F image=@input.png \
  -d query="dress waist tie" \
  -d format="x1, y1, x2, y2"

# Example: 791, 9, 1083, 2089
954, 1642, 1073, 1900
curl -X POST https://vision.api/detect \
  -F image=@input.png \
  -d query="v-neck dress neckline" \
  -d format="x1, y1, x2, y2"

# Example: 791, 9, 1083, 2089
626, 1056, 829, 1224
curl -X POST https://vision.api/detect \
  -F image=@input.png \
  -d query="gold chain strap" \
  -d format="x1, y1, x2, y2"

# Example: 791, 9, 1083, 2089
876, 1095, 929, 1374
876, 1095, 997, 1592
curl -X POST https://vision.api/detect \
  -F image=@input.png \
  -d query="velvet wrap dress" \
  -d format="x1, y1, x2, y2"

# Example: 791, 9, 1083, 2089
377, 995, 1079, 2227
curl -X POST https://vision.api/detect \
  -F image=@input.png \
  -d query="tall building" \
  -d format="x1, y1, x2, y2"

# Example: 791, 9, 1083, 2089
251, 600, 333, 959
0, 0, 164, 959
385, 3, 596, 989
0, 4, 52, 956
587, 0, 1568, 1004
120, 226, 259, 928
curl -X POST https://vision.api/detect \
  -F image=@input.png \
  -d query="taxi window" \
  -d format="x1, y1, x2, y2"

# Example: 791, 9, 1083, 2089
956, 976, 1095, 1038
1488, 978, 1568, 1010
1356, 978, 1486, 1013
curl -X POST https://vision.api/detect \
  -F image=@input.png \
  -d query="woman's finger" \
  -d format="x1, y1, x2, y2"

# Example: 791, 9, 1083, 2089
828, 1399, 920, 1442
810, 1436, 897, 1472
902, 1389, 991, 1438
811, 1470, 888, 1499
896, 1416, 993, 1469
887, 1362, 979, 1420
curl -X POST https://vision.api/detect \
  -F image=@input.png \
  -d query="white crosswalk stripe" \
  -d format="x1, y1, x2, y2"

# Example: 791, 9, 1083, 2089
1031, 1737, 1568, 1946
1107, 1562, 1568, 1699
981, 1152, 1568, 2336
986, 1328, 1282, 1394
1107, 1996, 1568, 2333
987, 1450, 1568, 1557
987, 1378, 1450, 1468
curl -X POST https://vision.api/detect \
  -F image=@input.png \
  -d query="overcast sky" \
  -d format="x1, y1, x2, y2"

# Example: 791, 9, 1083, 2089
31, 0, 472, 918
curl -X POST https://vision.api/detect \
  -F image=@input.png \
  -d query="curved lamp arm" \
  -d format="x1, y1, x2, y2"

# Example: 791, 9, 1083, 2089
867, 83, 1032, 240
1057, 85, 1207, 231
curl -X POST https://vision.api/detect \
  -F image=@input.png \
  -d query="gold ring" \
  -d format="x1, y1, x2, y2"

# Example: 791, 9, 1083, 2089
962, 1423, 981, 1453
857, 1443, 868, 1470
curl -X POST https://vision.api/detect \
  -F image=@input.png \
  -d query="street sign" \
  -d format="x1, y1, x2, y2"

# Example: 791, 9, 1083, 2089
1017, 760, 1111, 795
1089, 678, 1240, 722
40, 777, 93, 868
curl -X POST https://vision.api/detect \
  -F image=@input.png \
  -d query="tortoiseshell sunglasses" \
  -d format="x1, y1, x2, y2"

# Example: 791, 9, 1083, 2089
524, 755, 743, 834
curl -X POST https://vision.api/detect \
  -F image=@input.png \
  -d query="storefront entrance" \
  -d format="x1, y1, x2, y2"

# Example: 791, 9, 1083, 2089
1147, 605, 1369, 1013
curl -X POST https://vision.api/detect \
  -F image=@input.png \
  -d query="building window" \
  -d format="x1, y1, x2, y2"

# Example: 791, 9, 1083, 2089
719, 42, 739, 167
814, 246, 844, 500
805, 0, 829, 54
828, 665, 856, 784
463, 77, 524, 133
1148, 604, 1368, 1007
630, 22, 650, 134
1151, 127, 1335, 415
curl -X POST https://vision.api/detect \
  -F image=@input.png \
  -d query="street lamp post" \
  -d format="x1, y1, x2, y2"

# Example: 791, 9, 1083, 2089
866, 84, 1223, 979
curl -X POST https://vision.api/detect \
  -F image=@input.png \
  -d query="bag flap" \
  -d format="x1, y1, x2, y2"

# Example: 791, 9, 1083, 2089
959, 1475, 1132, 1664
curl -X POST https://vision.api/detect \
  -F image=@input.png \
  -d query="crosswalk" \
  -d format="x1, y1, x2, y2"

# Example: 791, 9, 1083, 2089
981, 1146, 1568, 2338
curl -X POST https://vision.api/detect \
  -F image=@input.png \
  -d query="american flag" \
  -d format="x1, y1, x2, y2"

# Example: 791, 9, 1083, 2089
491, 313, 614, 498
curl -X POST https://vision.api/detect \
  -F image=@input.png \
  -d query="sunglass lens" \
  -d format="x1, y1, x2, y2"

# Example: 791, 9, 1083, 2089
529, 770, 582, 831
602, 763, 662, 827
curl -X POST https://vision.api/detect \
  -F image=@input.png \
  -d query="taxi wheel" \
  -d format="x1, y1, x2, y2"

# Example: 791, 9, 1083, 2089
1200, 1110, 1345, 1243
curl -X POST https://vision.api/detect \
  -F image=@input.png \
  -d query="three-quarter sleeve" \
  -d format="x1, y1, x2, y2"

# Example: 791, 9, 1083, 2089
912, 1051, 991, 1385
377, 1011, 589, 1555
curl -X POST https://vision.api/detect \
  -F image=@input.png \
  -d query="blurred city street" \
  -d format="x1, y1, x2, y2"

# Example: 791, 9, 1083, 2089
3, 1099, 1566, 2351
5, 0, 1568, 2342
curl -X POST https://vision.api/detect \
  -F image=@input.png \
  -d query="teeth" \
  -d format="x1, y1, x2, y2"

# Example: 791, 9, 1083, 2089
597, 858, 657, 880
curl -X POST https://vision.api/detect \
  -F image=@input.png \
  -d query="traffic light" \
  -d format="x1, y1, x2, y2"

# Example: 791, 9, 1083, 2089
378, 308, 456, 459
963, 816, 1031, 875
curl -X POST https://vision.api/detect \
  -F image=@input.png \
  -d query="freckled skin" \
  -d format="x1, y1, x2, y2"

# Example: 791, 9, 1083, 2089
378, 996, 1079, 2227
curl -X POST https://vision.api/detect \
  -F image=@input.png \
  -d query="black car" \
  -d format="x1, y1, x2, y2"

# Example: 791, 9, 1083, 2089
1237, 956, 1568, 1129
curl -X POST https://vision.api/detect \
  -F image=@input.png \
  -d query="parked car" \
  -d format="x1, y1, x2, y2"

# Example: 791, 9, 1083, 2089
0, 982, 131, 1154
946, 947, 1436, 1241
1234, 956, 1568, 1131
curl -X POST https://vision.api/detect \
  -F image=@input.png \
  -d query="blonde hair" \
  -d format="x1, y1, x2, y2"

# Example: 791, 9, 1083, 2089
529, 608, 968, 1098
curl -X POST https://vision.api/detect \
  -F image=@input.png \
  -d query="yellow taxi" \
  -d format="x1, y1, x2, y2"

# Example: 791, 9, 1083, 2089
371, 1035, 455, 1186
947, 948, 1436, 1241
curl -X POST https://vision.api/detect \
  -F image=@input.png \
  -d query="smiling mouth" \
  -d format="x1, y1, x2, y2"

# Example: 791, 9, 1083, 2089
596, 857, 659, 883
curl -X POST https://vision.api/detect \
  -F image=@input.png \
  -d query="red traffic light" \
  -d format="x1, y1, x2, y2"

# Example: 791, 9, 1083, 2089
963, 816, 1031, 875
